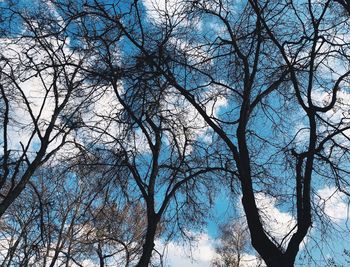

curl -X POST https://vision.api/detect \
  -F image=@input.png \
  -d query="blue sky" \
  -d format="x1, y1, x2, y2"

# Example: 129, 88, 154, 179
1, 0, 350, 266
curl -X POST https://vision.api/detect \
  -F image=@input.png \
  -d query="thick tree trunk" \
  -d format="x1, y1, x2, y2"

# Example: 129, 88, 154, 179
135, 220, 158, 267
264, 256, 295, 267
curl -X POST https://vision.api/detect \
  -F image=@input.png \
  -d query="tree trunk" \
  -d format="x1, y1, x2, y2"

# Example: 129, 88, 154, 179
97, 243, 105, 267
135, 222, 158, 267
264, 256, 295, 267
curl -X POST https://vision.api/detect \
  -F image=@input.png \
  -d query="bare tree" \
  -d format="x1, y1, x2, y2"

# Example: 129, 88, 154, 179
42, 2, 238, 266
211, 219, 250, 267
2, 1, 350, 267
0, 1, 94, 217
72, 0, 350, 266
211, 218, 264, 267
0, 159, 146, 267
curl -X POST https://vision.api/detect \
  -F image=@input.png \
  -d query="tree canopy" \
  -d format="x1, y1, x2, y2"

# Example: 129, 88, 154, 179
1, 0, 350, 266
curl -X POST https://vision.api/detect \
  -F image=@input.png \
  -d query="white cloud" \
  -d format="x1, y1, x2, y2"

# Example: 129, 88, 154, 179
157, 231, 263, 267
142, 0, 201, 29
314, 90, 350, 129
253, 193, 297, 248
79, 259, 98, 267
163, 85, 228, 147
239, 253, 265, 267
0, 36, 83, 157
158, 233, 216, 267
317, 186, 349, 222
154, 195, 296, 267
